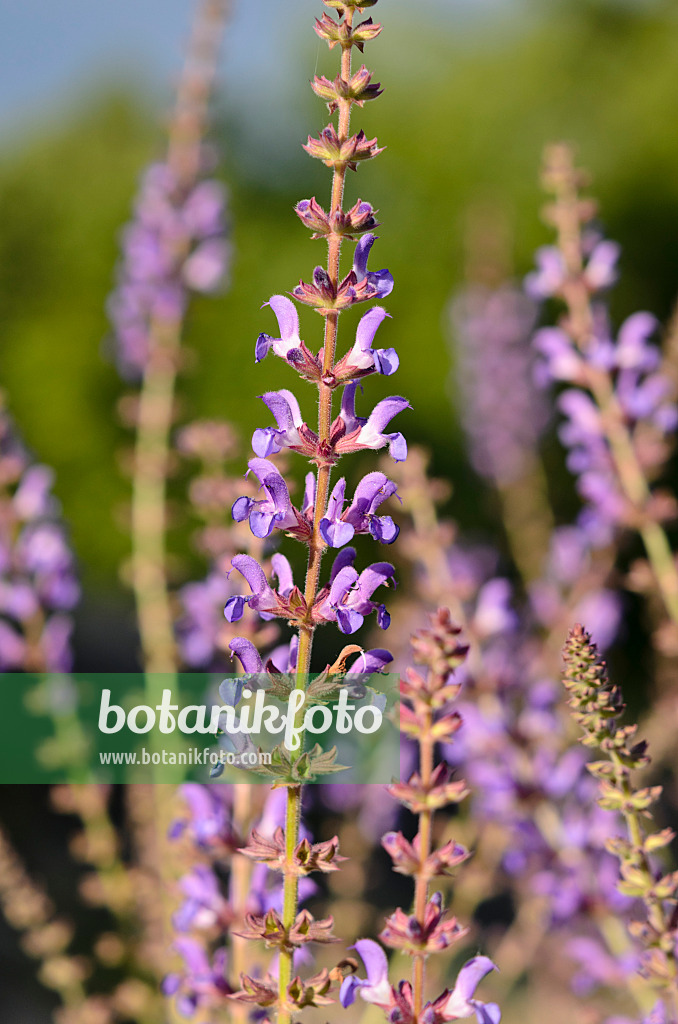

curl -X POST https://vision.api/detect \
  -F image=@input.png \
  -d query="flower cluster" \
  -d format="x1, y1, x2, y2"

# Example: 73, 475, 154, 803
108, 162, 229, 380
0, 399, 79, 671
383, 446, 641, 1002
174, 420, 280, 670
450, 282, 547, 488
226, 0, 407, 649
165, 784, 319, 1018
344, 610, 500, 1024
527, 145, 678, 593
220, 3, 412, 1021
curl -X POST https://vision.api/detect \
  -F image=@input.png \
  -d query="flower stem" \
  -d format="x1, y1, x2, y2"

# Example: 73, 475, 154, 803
131, 0, 228, 678
413, 712, 434, 1019
278, 14, 355, 1022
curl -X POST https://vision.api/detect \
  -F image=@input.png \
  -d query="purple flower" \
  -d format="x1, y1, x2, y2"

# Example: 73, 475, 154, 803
530, 225, 677, 548
176, 571, 233, 668
525, 238, 619, 300
334, 306, 399, 379
252, 389, 306, 458
183, 238, 229, 292
533, 326, 583, 385
108, 162, 229, 379
450, 283, 547, 485
162, 938, 230, 1017
336, 383, 410, 462
223, 553, 288, 623
232, 458, 299, 538
524, 246, 566, 300
319, 471, 399, 547
346, 648, 393, 674
13, 465, 56, 519
255, 295, 304, 364
169, 784, 235, 848
0, 406, 79, 670
472, 579, 518, 639
228, 636, 264, 674
583, 238, 620, 291
317, 547, 395, 634
438, 956, 500, 1024
173, 865, 230, 932
319, 478, 355, 547
340, 938, 392, 1007
353, 233, 394, 298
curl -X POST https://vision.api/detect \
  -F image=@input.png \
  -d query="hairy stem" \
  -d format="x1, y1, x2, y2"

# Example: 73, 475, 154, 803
278, 14, 355, 1021
413, 709, 434, 1019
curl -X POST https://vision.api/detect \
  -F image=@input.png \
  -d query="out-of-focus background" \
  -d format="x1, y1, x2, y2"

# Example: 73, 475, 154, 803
2, 0, 678, 672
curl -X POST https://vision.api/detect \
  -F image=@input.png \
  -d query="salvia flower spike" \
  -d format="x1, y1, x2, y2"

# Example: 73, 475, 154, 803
226, 2, 408, 1022
529, 144, 678, 632
343, 610, 500, 1024
562, 624, 678, 1014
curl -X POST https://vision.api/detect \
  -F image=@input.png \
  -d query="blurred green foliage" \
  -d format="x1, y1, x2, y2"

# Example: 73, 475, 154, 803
1, 0, 678, 657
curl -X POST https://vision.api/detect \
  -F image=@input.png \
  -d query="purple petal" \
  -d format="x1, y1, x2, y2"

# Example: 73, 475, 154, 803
349, 472, 397, 517
174, 937, 210, 976
337, 607, 365, 634
252, 427, 281, 458
266, 295, 300, 344
525, 246, 565, 299
376, 604, 390, 629
330, 546, 356, 582
271, 553, 294, 596
355, 938, 389, 987
340, 976, 362, 1008
247, 457, 284, 487
370, 516, 399, 544
230, 554, 269, 596
475, 1004, 501, 1024
363, 397, 411, 437
386, 432, 408, 462
326, 477, 347, 521
373, 347, 399, 375
161, 973, 181, 996
356, 306, 389, 356
584, 239, 620, 290
369, 269, 394, 298
320, 518, 355, 548
329, 565, 359, 605
303, 472, 316, 515
229, 638, 263, 674
183, 238, 228, 292
249, 510, 276, 538
261, 389, 303, 431
357, 562, 395, 601
224, 595, 246, 622
353, 234, 376, 279
347, 649, 393, 675
448, 956, 498, 1009
340, 382, 363, 433
232, 496, 253, 522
